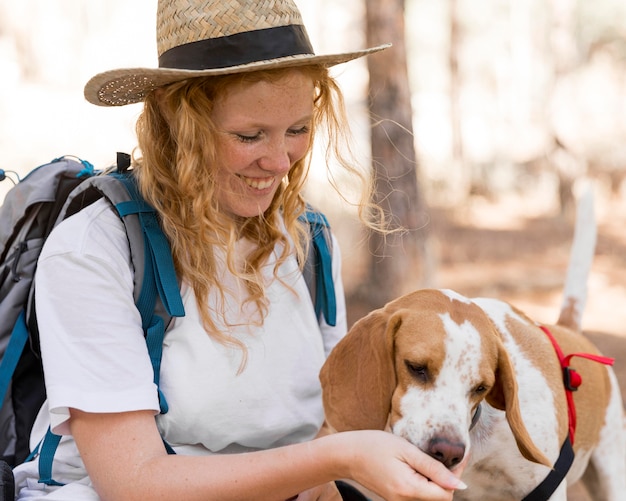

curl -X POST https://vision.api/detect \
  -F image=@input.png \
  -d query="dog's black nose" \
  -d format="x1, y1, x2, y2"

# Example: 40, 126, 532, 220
426, 437, 465, 469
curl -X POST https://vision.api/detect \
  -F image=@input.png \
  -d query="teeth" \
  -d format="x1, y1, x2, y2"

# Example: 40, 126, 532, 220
244, 177, 273, 190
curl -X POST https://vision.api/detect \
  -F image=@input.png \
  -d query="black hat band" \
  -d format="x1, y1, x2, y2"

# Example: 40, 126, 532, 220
158, 24, 314, 70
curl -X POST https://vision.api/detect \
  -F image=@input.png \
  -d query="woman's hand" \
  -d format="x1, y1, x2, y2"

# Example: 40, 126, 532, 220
333, 430, 467, 501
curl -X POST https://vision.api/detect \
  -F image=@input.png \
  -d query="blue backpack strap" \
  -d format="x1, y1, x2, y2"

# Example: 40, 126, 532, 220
112, 173, 183, 455
0, 311, 29, 409
25, 426, 63, 486
114, 197, 183, 320
36, 428, 63, 486
112, 173, 184, 415
110, 172, 183, 320
299, 207, 336, 327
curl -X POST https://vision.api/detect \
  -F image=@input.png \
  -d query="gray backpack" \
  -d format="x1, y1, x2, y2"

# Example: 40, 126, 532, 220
0, 154, 185, 471
0, 154, 335, 484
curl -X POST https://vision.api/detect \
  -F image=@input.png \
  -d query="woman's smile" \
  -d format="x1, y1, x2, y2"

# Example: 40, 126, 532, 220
240, 175, 276, 191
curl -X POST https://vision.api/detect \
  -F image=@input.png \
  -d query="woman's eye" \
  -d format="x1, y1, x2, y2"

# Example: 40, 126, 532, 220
288, 126, 310, 136
237, 133, 260, 143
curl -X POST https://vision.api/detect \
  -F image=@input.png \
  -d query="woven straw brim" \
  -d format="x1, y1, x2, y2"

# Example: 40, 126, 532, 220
84, 44, 391, 107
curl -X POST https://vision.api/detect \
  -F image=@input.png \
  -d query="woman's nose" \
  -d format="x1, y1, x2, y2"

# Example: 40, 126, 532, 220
259, 139, 291, 174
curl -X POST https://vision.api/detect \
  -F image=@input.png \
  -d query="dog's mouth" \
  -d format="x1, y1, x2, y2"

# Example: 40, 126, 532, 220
394, 405, 481, 470
390, 403, 482, 470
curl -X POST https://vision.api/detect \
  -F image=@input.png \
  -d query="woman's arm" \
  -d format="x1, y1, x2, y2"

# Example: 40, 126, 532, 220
70, 409, 466, 501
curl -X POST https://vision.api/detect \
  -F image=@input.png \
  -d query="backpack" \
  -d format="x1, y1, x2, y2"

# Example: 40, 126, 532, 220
0, 154, 335, 478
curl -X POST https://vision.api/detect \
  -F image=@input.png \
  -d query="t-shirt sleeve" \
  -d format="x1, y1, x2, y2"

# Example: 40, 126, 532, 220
34, 199, 160, 435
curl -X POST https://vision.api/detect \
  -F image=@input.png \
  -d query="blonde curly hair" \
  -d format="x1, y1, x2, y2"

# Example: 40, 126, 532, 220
132, 65, 374, 351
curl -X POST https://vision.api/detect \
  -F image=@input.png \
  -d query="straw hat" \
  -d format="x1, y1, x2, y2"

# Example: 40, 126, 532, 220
84, 0, 390, 107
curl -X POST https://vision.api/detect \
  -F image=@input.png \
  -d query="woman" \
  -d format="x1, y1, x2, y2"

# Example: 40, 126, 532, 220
13, 0, 467, 499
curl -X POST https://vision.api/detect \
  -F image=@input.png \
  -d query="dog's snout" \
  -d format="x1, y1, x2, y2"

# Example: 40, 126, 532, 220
426, 437, 465, 469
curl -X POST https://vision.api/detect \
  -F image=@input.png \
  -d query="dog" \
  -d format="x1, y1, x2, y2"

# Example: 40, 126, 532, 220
320, 189, 626, 500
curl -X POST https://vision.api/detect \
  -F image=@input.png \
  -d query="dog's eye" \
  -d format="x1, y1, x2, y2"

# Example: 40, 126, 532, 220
473, 384, 488, 395
405, 361, 429, 382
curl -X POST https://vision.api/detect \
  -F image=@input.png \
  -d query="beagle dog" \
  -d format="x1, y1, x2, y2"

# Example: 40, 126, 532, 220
320, 192, 625, 500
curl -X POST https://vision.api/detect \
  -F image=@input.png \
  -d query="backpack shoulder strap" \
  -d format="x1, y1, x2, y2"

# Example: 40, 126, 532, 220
299, 206, 337, 327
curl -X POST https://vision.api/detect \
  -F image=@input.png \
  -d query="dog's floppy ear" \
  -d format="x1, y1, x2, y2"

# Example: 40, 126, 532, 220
320, 308, 399, 431
486, 339, 552, 467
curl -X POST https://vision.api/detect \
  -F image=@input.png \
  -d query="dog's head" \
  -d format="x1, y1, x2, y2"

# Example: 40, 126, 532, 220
320, 289, 550, 469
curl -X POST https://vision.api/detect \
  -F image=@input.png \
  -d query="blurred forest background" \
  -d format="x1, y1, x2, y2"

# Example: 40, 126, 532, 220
0, 0, 625, 334
1, 1, 625, 498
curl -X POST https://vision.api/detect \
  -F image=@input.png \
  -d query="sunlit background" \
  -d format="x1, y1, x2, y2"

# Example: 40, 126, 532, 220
0, 0, 372, 175
2, 0, 625, 196
1, 0, 626, 339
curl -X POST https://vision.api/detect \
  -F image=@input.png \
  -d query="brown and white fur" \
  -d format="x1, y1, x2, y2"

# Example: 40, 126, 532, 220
320, 189, 625, 500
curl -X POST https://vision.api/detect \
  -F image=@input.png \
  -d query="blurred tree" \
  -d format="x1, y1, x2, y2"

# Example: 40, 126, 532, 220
548, 0, 584, 218
353, 0, 432, 312
449, 0, 467, 197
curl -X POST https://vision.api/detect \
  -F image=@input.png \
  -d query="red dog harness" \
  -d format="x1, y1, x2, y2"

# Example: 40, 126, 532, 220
539, 325, 614, 444
522, 325, 614, 501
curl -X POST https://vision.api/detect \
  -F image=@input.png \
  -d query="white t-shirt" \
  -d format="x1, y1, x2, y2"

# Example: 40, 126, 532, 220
13, 198, 347, 499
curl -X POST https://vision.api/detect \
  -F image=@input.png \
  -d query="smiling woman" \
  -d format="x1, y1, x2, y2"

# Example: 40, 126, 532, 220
134, 65, 350, 346
9, 1, 468, 500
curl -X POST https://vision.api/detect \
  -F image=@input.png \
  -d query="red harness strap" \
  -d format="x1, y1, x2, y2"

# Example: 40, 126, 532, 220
523, 326, 614, 501
539, 325, 614, 445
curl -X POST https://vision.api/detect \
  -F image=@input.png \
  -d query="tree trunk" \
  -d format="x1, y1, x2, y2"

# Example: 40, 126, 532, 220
356, 0, 430, 312
549, 0, 583, 219
449, 0, 469, 200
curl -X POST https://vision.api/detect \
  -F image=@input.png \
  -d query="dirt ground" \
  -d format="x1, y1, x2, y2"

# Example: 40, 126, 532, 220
343, 189, 626, 500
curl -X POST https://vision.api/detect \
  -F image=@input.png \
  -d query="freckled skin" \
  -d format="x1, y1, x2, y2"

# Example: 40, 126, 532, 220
210, 71, 314, 218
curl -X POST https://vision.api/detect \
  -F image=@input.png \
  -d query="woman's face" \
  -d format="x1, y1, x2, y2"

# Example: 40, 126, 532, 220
210, 71, 315, 218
